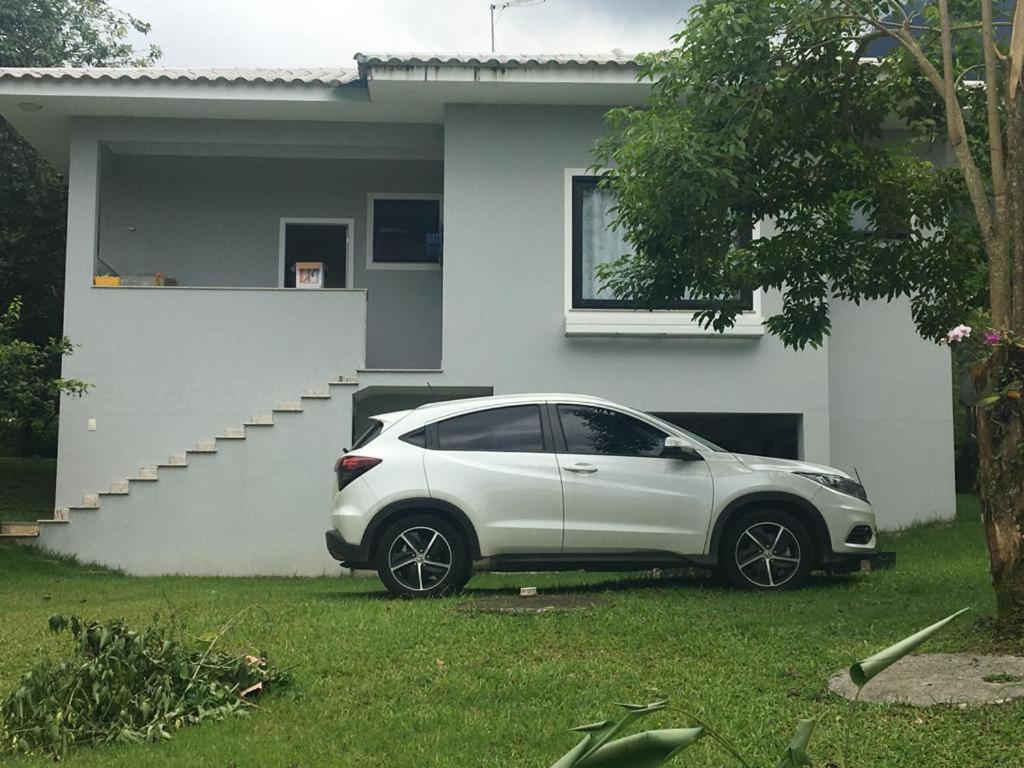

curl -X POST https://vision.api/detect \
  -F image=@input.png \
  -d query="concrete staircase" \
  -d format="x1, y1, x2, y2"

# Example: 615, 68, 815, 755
0, 377, 358, 575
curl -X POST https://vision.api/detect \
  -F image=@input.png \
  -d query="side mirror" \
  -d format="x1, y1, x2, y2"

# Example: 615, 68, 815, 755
663, 436, 703, 461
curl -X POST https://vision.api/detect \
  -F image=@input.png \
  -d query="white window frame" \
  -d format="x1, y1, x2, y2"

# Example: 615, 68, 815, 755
563, 168, 764, 337
366, 192, 444, 271
277, 217, 355, 289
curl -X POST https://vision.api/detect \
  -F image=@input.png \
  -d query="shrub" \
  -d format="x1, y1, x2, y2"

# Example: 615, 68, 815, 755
0, 611, 289, 758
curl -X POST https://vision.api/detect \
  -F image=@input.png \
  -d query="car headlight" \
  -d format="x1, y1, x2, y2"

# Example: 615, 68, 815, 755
794, 472, 869, 502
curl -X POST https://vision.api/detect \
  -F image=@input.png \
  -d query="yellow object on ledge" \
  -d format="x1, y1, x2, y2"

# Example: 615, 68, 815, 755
93, 276, 122, 287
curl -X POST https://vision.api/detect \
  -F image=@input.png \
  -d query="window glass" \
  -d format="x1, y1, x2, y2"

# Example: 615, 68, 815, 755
400, 428, 427, 448
557, 405, 668, 458
436, 406, 545, 453
570, 176, 752, 310
372, 198, 442, 264
352, 420, 382, 450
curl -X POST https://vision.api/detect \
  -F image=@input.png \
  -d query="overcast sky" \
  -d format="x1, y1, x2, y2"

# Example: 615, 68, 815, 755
116, 1, 696, 68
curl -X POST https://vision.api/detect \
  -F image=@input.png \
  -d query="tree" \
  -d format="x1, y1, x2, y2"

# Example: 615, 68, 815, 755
595, 1, 1024, 626
1, 297, 88, 452
0, 1, 159, 451
0, 0, 161, 342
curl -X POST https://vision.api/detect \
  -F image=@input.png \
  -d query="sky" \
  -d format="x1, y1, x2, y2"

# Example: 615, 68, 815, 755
115, 0, 697, 68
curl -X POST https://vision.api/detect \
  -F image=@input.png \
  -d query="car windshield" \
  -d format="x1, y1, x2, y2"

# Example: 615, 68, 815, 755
643, 414, 728, 452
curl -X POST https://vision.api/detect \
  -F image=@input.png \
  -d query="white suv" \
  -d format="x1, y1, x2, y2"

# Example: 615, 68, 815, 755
326, 394, 877, 598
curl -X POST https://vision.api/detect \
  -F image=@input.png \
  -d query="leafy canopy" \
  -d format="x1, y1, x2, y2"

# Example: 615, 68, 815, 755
0, 0, 160, 345
0, 297, 88, 433
594, 0, 994, 348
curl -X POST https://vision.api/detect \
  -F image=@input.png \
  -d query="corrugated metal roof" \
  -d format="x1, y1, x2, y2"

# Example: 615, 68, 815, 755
0, 67, 359, 86
355, 52, 637, 69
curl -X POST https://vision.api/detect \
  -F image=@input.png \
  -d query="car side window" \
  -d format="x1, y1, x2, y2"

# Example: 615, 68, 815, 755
557, 405, 668, 458
435, 405, 545, 453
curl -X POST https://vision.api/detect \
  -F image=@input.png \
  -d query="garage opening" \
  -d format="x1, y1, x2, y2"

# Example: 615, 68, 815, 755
653, 413, 802, 460
351, 385, 494, 444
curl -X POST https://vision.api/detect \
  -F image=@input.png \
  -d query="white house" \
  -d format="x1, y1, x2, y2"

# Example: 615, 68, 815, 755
0, 53, 955, 575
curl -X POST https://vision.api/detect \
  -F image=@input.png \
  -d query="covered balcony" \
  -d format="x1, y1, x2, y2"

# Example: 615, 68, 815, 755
83, 118, 444, 371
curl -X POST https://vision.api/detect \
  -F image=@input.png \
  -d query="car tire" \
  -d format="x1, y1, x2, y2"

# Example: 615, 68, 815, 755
720, 509, 815, 590
376, 513, 471, 598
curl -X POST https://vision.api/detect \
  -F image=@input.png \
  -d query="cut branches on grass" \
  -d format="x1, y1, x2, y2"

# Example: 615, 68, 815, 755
0, 610, 289, 759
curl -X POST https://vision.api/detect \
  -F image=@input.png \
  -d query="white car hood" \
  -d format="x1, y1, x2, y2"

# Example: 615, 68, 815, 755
732, 453, 854, 480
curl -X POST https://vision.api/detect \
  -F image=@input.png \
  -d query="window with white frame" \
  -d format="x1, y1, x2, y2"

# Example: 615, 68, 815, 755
569, 175, 753, 311
367, 194, 442, 268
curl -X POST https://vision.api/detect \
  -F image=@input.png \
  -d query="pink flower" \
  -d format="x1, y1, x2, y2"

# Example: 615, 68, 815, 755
983, 330, 1001, 345
946, 324, 972, 343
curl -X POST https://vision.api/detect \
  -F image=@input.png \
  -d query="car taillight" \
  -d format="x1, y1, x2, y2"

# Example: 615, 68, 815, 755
335, 455, 382, 491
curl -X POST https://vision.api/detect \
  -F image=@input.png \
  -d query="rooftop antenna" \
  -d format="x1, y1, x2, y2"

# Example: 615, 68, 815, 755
490, 0, 546, 53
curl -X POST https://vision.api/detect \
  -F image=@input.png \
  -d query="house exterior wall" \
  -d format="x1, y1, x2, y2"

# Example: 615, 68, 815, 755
827, 297, 956, 526
440, 104, 833, 455
97, 152, 443, 369
440, 103, 953, 529
44, 102, 955, 575
56, 136, 368, 510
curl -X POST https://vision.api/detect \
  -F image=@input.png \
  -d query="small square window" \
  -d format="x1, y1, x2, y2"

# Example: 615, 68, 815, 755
371, 198, 442, 265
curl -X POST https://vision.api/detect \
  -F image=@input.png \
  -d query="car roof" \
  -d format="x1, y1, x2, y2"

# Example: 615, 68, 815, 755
370, 393, 621, 430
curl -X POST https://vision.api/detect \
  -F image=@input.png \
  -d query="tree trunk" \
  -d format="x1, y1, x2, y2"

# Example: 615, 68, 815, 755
975, 349, 1024, 628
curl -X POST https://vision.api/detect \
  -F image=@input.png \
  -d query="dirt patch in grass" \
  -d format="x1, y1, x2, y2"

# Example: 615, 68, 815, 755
829, 653, 1024, 706
455, 594, 606, 614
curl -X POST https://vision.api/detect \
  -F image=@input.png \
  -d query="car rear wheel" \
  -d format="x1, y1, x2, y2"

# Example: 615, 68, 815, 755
376, 513, 471, 598
720, 509, 814, 590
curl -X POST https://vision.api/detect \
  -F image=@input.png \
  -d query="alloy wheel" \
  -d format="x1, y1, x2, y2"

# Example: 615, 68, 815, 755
387, 526, 454, 592
734, 521, 802, 588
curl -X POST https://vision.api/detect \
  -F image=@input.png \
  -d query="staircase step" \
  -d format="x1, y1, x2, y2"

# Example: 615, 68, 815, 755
39, 518, 69, 525
190, 439, 217, 453
302, 388, 331, 399
274, 401, 302, 412
329, 376, 358, 386
245, 415, 273, 426
1, 521, 40, 537
82, 494, 100, 508
219, 427, 246, 439
132, 466, 159, 481
105, 480, 130, 494
53, 507, 70, 521
163, 453, 187, 466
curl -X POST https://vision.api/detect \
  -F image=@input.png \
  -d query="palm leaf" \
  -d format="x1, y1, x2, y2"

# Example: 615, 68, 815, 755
849, 608, 970, 688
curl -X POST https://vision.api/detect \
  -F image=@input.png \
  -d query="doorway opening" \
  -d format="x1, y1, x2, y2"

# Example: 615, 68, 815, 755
279, 219, 352, 288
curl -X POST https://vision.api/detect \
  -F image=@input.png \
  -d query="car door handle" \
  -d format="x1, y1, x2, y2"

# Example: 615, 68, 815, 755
565, 463, 598, 474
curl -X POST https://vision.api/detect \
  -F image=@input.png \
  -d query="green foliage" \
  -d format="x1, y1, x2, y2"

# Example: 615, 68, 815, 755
0, 296, 88, 437
0, 0, 161, 69
0, 0, 161, 347
0, 611, 288, 759
594, 0, 994, 349
550, 609, 968, 767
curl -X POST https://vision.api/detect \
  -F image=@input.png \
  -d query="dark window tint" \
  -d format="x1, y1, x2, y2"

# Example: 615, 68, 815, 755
372, 199, 442, 264
401, 428, 427, 448
436, 406, 544, 453
352, 420, 382, 450
557, 405, 667, 458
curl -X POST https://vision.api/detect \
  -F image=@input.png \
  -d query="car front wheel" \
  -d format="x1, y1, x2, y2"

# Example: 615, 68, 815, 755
720, 510, 814, 590
376, 513, 470, 598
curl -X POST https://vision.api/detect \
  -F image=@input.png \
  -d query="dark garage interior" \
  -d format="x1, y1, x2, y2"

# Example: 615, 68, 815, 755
653, 413, 802, 459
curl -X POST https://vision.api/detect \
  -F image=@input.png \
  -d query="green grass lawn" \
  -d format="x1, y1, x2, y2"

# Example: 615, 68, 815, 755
1, 495, 1021, 767
0, 457, 56, 523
